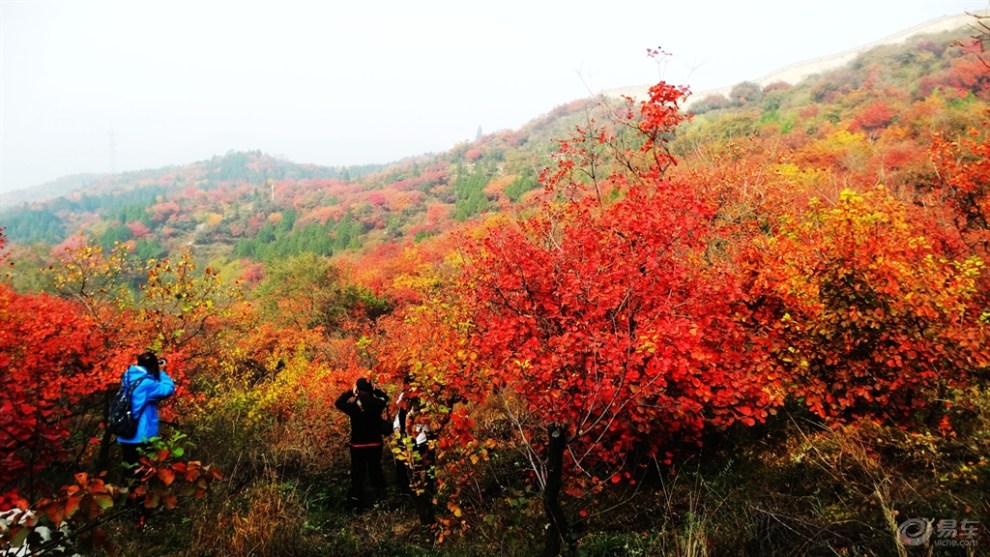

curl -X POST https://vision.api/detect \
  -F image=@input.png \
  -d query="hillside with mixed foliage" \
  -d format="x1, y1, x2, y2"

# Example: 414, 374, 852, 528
1, 17, 988, 557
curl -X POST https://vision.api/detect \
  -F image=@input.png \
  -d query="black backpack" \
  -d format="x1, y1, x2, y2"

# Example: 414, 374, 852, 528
107, 375, 147, 438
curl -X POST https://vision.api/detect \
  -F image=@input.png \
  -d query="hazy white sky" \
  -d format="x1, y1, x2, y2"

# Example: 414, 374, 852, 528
2, 0, 987, 193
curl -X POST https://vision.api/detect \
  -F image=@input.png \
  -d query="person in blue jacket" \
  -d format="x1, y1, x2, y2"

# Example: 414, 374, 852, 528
117, 351, 175, 471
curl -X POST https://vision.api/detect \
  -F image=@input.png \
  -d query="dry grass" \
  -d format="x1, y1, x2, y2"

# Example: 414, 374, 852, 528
183, 467, 314, 557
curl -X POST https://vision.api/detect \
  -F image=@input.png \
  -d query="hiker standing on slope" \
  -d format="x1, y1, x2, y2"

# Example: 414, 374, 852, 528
116, 352, 176, 472
335, 377, 388, 511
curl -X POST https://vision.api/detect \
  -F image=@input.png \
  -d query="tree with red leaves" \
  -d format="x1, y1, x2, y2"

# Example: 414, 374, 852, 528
458, 83, 780, 556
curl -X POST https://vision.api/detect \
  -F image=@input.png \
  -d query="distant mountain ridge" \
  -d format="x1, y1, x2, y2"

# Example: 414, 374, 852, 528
0, 152, 387, 211
603, 12, 984, 106
4, 11, 984, 213
1, 10, 985, 263
0, 173, 105, 209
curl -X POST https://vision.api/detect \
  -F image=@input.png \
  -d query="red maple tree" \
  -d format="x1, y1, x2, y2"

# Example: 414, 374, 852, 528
457, 83, 780, 555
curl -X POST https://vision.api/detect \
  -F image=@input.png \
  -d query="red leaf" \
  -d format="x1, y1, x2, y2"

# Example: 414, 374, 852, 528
157, 468, 176, 486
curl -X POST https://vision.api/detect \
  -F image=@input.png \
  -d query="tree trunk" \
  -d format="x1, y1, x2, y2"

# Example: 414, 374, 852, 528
542, 423, 569, 557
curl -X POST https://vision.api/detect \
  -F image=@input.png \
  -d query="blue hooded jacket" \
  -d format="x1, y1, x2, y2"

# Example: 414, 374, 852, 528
116, 365, 175, 444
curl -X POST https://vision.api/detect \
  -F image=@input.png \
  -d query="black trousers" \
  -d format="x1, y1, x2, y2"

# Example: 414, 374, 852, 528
348, 444, 386, 507
120, 442, 149, 514
120, 442, 147, 475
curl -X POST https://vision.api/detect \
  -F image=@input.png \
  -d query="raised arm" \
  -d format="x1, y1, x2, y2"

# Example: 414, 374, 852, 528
147, 371, 176, 402
335, 389, 357, 416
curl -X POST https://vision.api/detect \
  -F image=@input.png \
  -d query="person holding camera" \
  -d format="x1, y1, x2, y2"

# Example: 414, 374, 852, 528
335, 377, 388, 511
117, 352, 176, 472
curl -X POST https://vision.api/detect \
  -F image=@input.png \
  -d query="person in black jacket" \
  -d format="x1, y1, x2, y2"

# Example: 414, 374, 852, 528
335, 377, 388, 511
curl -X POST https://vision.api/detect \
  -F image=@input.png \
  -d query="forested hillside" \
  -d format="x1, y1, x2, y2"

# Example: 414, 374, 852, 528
1, 17, 988, 557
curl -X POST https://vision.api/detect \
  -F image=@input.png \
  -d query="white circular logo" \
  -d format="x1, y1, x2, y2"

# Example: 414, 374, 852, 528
898, 518, 932, 546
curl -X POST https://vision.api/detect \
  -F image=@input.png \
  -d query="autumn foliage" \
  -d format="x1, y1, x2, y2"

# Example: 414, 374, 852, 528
743, 187, 990, 422
467, 83, 778, 459
2, 22, 990, 556
0, 235, 228, 552
0, 283, 109, 494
